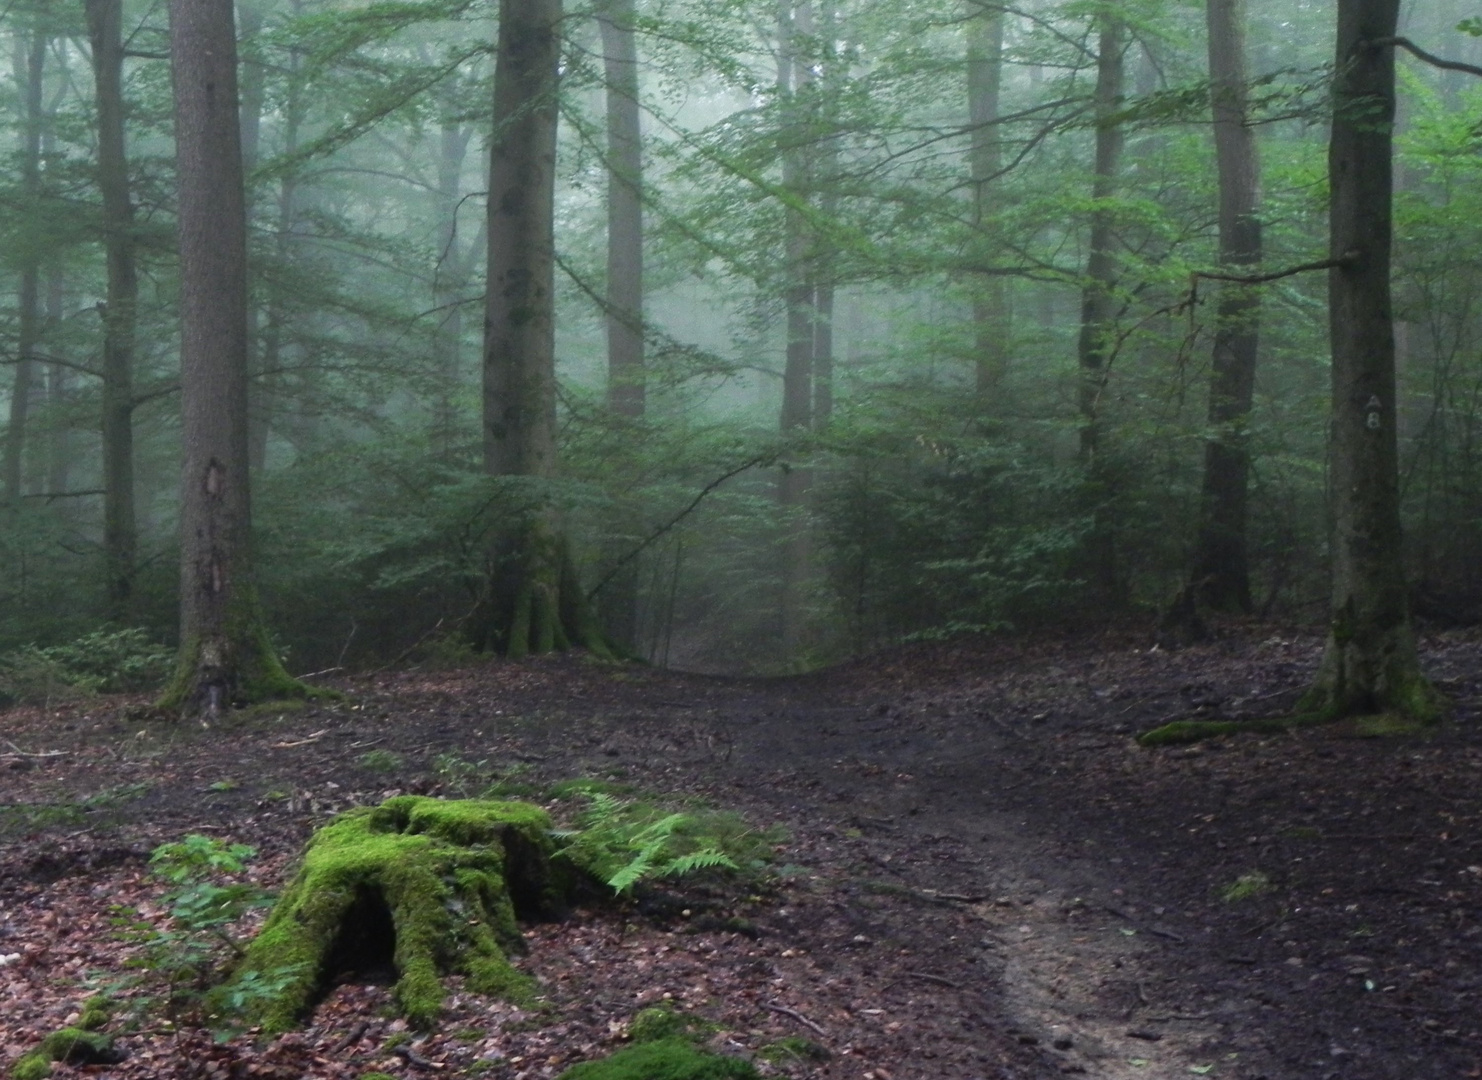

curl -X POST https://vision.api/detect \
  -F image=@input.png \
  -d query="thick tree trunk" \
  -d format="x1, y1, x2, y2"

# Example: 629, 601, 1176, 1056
598, 0, 645, 419
968, 4, 1009, 394
4, 28, 45, 505
1300, 0, 1439, 722
477, 0, 607, 658
1185, 0, 1262, 616
87, 0, 140, 619
1076, 16, 1124, 460
160, 0, 306, 715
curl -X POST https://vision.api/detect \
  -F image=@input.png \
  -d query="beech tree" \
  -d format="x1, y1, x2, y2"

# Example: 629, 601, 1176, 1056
159, 0, 306, 714
472, 0, 608, 657
1299, 0, 1438, 722
85, 0, 138, 618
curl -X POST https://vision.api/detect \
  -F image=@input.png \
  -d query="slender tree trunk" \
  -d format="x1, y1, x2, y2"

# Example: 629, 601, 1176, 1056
1300, 0, 1440, 722
432, 114, 474, 455
161, 0, 306, 715
44, 271, 69, 496
1076, 15, 1125, 460
87, 0, 140, 619
777, 0, 815, 653
968, 4, 1010, 394
1074, 15, 1125, 605
598, 0, 645, 418
4, 28, 45, 504
595, 0, 646, 654
476, 0, 607, 658
1188, 0, 1262, 616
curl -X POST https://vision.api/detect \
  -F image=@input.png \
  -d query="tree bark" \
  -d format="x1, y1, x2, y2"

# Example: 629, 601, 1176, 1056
1188, 0, 1262, 616
160, 0, 306, 715
967, 3, 1009, 394
1300, 0, 1440, 722
777, 0, 815, 653
1076, 15, 1124, 460
87, 0, 140, 619
597, 0, 645, 419
431, 111, 476, 455
4, 27, 46, 504
476, 0, 608, 658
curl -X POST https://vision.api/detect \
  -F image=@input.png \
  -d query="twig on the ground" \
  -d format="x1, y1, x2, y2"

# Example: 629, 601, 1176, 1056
331, 1021, 369, 1054
922, 890, 987, 903
272, 729, 329, 748
903, 971, 962, 988
762, 1001, 826, 1037
393, 1043, 444, 1069
2, 740, 67, 758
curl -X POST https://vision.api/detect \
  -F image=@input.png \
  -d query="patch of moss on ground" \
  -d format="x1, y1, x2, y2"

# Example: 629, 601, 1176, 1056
757, 1037, 830, 1064
556, 1040, 758, 1080
217, 795, 567, 1032
10, 1027, 120, 1079
628, 1005, 716, 1044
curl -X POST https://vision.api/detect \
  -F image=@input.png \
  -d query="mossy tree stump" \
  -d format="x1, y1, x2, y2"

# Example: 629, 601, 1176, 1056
219, 796, 567, 1032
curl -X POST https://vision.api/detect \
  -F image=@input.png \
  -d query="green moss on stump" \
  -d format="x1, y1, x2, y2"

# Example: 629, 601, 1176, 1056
10, 1028, 119, 1080
556, 1040, 759, 1080
219, 796, 566, 1032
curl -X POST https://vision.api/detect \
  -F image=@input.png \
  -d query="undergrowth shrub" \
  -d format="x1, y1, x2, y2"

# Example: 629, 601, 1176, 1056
0, 628, 173, 706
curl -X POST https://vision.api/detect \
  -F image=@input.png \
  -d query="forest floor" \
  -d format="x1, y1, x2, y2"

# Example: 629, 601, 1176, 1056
2, 623, 1481, 1080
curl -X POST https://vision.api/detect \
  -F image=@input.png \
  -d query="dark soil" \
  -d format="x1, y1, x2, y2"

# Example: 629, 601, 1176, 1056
3, 623, 1481, 1080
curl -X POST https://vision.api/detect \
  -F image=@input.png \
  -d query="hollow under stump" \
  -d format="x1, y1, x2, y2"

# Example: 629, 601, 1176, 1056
217, 795, 567, 1032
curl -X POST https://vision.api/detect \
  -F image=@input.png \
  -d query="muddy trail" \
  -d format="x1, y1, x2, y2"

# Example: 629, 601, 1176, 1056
3, 625, 1481, 1080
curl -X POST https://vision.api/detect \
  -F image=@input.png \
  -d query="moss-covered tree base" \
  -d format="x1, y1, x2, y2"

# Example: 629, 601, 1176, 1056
10, 1017, 119, 1080
217, 796, 567, 1032
556, 1040, 759, 1080
468, 515, 612, 660
157, 588, 329, 717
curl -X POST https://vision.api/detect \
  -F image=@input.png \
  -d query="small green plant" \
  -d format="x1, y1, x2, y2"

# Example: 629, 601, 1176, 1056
358, 749, 403, 773
556, 792, 781, 895
1220, 870, 1273, 902
111, 835, 291, 1026
430, 752, 491, 795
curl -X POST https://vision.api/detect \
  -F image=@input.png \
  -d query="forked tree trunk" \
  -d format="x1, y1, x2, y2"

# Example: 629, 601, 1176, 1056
160, 0, 307, 715
967, 3, 1009, 394
1188, 0, 1262, 616
476, 0, 608, 658
1299, 0, 1439, 722
87, 0, 139, 619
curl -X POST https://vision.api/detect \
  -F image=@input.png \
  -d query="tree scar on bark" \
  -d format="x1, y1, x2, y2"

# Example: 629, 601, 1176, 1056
204, 459, 224, 497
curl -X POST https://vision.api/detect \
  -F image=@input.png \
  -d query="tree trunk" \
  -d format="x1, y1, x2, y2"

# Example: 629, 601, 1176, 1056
44, 271, 69, 497
967, 3, 1009, 394
4, 27, 45, 504
598, 0, 645, 419
777, 0, 815, 654
1076, 15, 1124, 460
1075, 15, 1125, 605
87, 0, 140, 620
160, 0, 306, 715
477, 0, 607, 658
1188, 0, 1262, 616
1299, 0, 1440, 722
432, 112, 475, 455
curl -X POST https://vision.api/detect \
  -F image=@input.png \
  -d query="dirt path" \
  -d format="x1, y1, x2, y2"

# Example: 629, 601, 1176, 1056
3, 626, 1481, 1079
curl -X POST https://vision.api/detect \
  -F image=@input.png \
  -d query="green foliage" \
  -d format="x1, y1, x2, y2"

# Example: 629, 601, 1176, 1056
358, 749, 403, 773
0, 784, 150, 841
555, 791, 781, 895
628, 1006, 716, 1045
109, 835, 283, 1026
1220, 870, 1273, 903
0, 628, 173, 706
556, 1040, 759, 1080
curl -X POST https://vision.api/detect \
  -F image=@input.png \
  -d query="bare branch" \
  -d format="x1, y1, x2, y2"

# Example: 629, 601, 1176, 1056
1369, 36, 1482, 78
